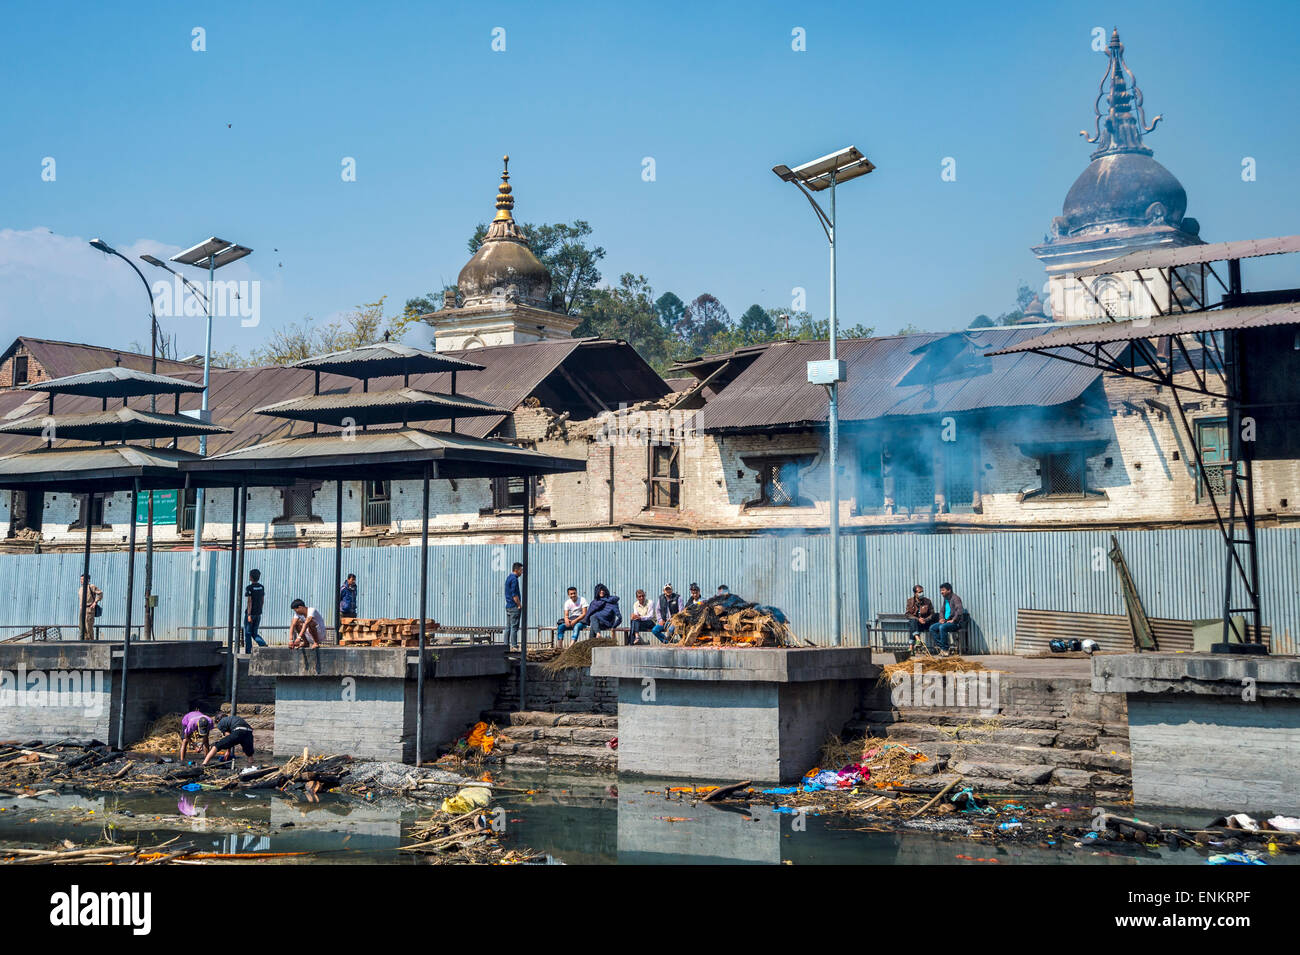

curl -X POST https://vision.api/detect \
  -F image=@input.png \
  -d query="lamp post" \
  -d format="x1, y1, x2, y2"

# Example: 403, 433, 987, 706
166, 238, 252, 565
772, 147, 875, 646
89, 238, 160, 639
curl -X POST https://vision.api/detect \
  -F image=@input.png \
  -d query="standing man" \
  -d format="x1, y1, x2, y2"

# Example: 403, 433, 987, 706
556, 586, 588, 647
928, 582, 965, 656
288, 599, 326, 648
244, 569, 267, 654
339, 573, 358, 619
504, 562, 523, 650
78, 574, 102, 641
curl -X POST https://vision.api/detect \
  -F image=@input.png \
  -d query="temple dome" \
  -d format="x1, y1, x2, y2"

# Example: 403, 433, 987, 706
1060, 152, 1187, 236
457, 156, 553, 309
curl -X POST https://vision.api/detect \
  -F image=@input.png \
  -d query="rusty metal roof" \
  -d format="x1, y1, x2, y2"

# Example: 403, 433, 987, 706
691, 328, 1104, 433
290, 342, 484, 378
0, 444, 205, 492
985, 303, 1300, 355
0, 337, 202, 383
183, 427, 585, 486
254, 388, 505, 427
19, 366, 206, 398
0, 337, 665, 461
0, 407, 230, 441
1074, 235, 1300, 277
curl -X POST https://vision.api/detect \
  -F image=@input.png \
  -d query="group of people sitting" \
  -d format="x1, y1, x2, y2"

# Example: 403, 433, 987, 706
556, 582, 727, 647
904, 582, 966, 656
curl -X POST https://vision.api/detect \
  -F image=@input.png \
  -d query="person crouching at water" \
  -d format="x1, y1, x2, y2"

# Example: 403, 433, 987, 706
203, 714, 255, 766
178, 710, 213, 763
288, 599, 325, 648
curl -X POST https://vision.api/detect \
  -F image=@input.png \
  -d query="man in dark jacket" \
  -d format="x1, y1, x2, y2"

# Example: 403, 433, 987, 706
906, 585, 938, 634
339, 573, 358, 618
584, 584, 622, 634
652, 584, 681, 643
928, 583, 965, 655
202, 714, 255, 766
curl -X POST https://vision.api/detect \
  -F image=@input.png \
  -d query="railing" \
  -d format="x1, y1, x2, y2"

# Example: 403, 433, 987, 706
362, 498, 391, 528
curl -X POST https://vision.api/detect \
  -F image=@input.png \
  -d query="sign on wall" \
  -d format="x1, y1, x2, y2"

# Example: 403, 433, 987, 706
134, 490, 178, 525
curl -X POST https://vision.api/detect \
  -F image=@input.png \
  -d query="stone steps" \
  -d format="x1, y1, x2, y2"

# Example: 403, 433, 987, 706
484, 710, 617, 769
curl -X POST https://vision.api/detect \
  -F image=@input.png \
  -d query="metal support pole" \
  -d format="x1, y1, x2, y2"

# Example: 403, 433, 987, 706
118, 479, 139, 751
236, 484, 248, 655
519, 476, 532, 712
80, 498, 93, 640
415, 464, 430, 765
827, 171, 841, 647
335, 479, 343, 642
191, 256, 216, 571
226, 486, 241, 716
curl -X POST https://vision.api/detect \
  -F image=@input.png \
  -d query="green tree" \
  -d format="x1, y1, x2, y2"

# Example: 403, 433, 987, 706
575, 274, 672, 370
654, 291, 686, 335
468, 220, 604, 314
969, 314, 994, 328
996, 282, 1035, 325
739, 304, 777, 343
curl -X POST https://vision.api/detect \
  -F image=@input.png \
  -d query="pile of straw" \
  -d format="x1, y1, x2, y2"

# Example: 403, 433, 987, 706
540, 637, 617, 673
879, 656, 987, 682
128, 713, 183, 753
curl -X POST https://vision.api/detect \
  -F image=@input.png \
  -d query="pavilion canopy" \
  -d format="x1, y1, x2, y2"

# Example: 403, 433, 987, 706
0, 444, 205, 492
0, 407, 230, 442
20, 366, 206, 399
290, 342, 484, 379
254, 388, 505, 427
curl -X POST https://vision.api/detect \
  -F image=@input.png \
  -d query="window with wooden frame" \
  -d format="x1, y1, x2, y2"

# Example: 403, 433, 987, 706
70, 492, 109, 530
1196, 417, 1230, 502
490, 476, 530, 511
273, 481, 322, 524
1020, 441, 1107, 501
647, 444, 681, 509
361, 480, 391, 527
12, 355, 29, 386
743, 455, 814, 508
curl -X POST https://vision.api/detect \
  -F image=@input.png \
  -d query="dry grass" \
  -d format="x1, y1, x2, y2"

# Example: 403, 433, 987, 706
879, 656, 987, 682
540, 637, 617, 673
127, 713, 183, 753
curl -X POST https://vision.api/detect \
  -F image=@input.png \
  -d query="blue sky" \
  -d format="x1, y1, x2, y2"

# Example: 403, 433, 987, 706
2, 0, 1297, 358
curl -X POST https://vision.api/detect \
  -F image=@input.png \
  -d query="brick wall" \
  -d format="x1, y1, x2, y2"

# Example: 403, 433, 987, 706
492, 662, 617, 714
0, 343, 47, 390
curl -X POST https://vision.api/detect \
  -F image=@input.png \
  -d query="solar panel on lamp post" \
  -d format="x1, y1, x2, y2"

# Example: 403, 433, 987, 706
772, 147, 875, 646
167, 238, 252, 567
89, 238, 162, 639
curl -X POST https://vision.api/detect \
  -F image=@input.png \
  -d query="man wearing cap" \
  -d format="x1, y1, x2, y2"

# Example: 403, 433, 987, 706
178, 709, 214, 764
652, 584, 682, 643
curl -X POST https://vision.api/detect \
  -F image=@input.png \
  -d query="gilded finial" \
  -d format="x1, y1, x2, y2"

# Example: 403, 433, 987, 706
494, 154, 514, 221
1079, 28, 1162, 160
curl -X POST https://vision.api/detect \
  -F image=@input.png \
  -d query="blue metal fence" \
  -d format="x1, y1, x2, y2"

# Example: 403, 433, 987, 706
0, 527, 1294, 653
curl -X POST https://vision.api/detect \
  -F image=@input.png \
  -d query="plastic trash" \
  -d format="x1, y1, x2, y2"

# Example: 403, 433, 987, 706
1208, 852, 1265, 865
180, 783, 202, 792
441, 786, 492, 815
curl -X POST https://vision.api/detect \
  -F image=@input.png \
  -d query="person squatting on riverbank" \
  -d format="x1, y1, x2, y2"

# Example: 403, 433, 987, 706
202, 714, 255, 766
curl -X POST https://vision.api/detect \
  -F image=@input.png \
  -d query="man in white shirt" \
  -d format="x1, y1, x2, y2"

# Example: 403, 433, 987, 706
556, 586, 589, 648
289, 598, 326, 648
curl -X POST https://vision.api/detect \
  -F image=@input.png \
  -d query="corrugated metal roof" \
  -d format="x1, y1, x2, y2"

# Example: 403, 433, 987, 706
0, 338, 666, 458
692, 328, 1104, 433
1074, 235, 1300, 276
0, 407, 230, 441
986, 303, 1300, 356
1, 337, 200, 381
183, 427, 585, 485
290, 342, 484, 377
19, 365, 205, 398
254, 388, 505, 426
0, 444, 203, 491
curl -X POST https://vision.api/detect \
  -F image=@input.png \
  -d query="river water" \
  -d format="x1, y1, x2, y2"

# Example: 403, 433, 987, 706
0, 768, 1288, 865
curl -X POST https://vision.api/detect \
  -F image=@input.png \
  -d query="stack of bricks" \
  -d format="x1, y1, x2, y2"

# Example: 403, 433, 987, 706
337, 618, 440, 647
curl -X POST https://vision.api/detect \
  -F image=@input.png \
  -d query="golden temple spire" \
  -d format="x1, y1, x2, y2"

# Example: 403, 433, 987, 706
493, 155, 514, 222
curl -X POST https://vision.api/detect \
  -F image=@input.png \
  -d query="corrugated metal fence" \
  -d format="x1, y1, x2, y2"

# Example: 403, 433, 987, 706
0, 527, 1294, 654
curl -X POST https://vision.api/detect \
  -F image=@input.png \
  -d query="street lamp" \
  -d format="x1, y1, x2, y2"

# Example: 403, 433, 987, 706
772, 146, 875, 646
89, 238, 161, 639
166, 237, 252, 563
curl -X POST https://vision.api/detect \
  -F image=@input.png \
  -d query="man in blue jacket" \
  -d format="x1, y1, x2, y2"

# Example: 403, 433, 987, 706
504, 562, 523, 650
339, 573, 358, 618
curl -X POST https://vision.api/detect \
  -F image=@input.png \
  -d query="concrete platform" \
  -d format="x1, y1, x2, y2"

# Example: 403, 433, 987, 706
250, 645, 507, 763
1093, 652, 1300, 813
0, 641, 223, 744
591, 646, 876, 783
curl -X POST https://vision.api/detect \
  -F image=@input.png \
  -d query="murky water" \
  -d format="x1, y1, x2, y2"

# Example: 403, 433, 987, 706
0, 769, 1289, 865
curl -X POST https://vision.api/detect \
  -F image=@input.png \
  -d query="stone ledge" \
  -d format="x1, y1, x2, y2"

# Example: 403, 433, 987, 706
1092, 652, 1300, 698
250, 644, 507, 680
590, 646, 875, 683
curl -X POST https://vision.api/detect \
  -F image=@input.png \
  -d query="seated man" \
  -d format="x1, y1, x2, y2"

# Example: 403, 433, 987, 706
628, 589, 655, 644
556, 586, 589, 647
928, 582, 965, 655
906, 585, 937, 645
651, 584, 681, 643
585, 584, 622, 635
288, 599, 326, 648
178, 709, 213, 764
203, 713, 255, 766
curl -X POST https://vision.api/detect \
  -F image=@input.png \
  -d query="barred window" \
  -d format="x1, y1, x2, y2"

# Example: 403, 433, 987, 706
362, 480, 391, 527
273, 482, 322, 523
491, 476, 529, 511
1196, 418, 1230, 502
